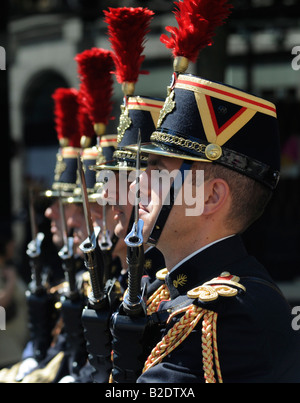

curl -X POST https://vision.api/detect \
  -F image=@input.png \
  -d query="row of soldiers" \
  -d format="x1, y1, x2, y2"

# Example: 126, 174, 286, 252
1, 2, 300, 383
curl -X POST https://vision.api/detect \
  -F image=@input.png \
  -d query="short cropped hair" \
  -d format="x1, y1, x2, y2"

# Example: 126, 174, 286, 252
193, 161, 273, 233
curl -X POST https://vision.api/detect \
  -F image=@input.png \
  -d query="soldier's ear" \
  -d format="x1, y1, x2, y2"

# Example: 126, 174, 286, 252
202, 178, 230, 216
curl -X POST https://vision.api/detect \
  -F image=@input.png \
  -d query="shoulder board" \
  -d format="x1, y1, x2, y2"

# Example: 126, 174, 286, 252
155, 268, 168, 281
187, 272, 246, 303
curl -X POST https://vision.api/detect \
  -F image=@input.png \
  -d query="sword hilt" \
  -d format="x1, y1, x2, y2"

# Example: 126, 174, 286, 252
80, 227, 105, 309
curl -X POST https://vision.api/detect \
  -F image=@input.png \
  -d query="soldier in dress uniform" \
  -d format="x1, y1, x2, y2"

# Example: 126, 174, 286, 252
90, 7, 166, 295
0, 88, 86, 383
19, 81, 119, 383
93, 95, 166, 291
73, 47, 126, 291
123, 2, 300, 382
43, 87, 85, 256
57, 133, 122, 384
19, 87, 90, 384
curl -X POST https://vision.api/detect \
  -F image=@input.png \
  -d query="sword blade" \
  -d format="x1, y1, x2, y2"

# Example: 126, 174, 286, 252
134, 130, 142, 233
58, 192, 69, 251
29, 188, 38, 242
77, 153, 94, 241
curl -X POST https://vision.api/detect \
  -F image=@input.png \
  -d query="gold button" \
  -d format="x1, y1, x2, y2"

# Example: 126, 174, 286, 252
205, 144, 222, 161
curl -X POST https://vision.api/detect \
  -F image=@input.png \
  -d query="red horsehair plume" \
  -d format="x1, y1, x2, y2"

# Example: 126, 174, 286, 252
52, 88, 81, 147
75, 48, 115, 135
104, 7, 154, 89
78, 88, 96, 147
161, 0, 232, 67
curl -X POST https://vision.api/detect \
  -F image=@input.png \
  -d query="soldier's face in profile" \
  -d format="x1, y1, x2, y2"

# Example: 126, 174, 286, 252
137, 155, 180, 243
45, 200, 81, 248
91, 201, 118, 231
90, 203, 103, 228
103, 171, 133, 240
136, 154, 204, 251
66, 204, 87, 253
90, 203, 115, 241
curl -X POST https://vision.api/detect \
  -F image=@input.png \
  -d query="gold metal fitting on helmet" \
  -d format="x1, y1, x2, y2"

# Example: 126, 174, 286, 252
205, 144, 223, 161
93, 123, 106, 137
173, 56, 189, 74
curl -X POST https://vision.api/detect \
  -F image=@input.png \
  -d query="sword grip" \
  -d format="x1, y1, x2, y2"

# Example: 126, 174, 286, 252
27, 233, 45, 295
59, 239, 78, 300
123, 220, 145, 316
26, 291, 58, 362
80, 232, 105, 308
60, 297, 87, 376
110, 311, 148, 382
125, 245, 144, 307
62, 258, 78, 300
83, 247, 103, 301
81, 306, 112, 383
28, 257, 44, 295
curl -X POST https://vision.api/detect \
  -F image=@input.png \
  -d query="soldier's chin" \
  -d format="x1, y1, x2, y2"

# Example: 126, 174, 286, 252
53, 235, 63, 250
75, 247, 84, 258
114, 221, 128, 240
73, 234, 82, 246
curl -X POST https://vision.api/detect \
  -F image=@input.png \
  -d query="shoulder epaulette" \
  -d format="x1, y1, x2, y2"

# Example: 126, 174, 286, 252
143, 272, 245, 383
187, 271, 246, 303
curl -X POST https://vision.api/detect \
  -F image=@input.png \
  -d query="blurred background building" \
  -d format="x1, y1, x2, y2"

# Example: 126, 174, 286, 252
1, 0, 300, 302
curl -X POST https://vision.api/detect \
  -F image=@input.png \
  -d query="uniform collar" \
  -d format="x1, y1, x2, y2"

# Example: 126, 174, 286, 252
144, 246, 166, 281
165, 235, 248, 299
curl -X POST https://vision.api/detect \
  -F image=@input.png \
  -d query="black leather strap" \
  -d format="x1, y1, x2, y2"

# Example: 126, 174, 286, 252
218, 148, 280, 190
147, 161, 193, 246
152, 129, 280, 190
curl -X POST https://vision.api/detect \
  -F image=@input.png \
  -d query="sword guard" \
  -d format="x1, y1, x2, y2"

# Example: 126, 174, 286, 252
26, 232, 45, 259
58, 237, 74, 261
80, 227, 105, 306
125, 219, 144, 248
99, 231, 113, 251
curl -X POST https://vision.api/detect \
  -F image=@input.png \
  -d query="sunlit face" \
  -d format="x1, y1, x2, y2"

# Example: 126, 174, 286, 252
136, 155, 182, 245
134, 154, 204, 252
90, 202, 116, 239
90, 202, 103, 229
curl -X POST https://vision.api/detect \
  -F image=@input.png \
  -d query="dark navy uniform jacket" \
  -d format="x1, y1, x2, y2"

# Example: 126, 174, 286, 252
138, 235, 300, 383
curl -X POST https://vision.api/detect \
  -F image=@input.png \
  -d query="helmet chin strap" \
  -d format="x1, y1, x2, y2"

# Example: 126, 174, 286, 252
146, 160, 193, 247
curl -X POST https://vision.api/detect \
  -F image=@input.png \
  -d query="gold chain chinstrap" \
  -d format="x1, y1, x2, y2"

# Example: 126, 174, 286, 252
151, 132, 207, 154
